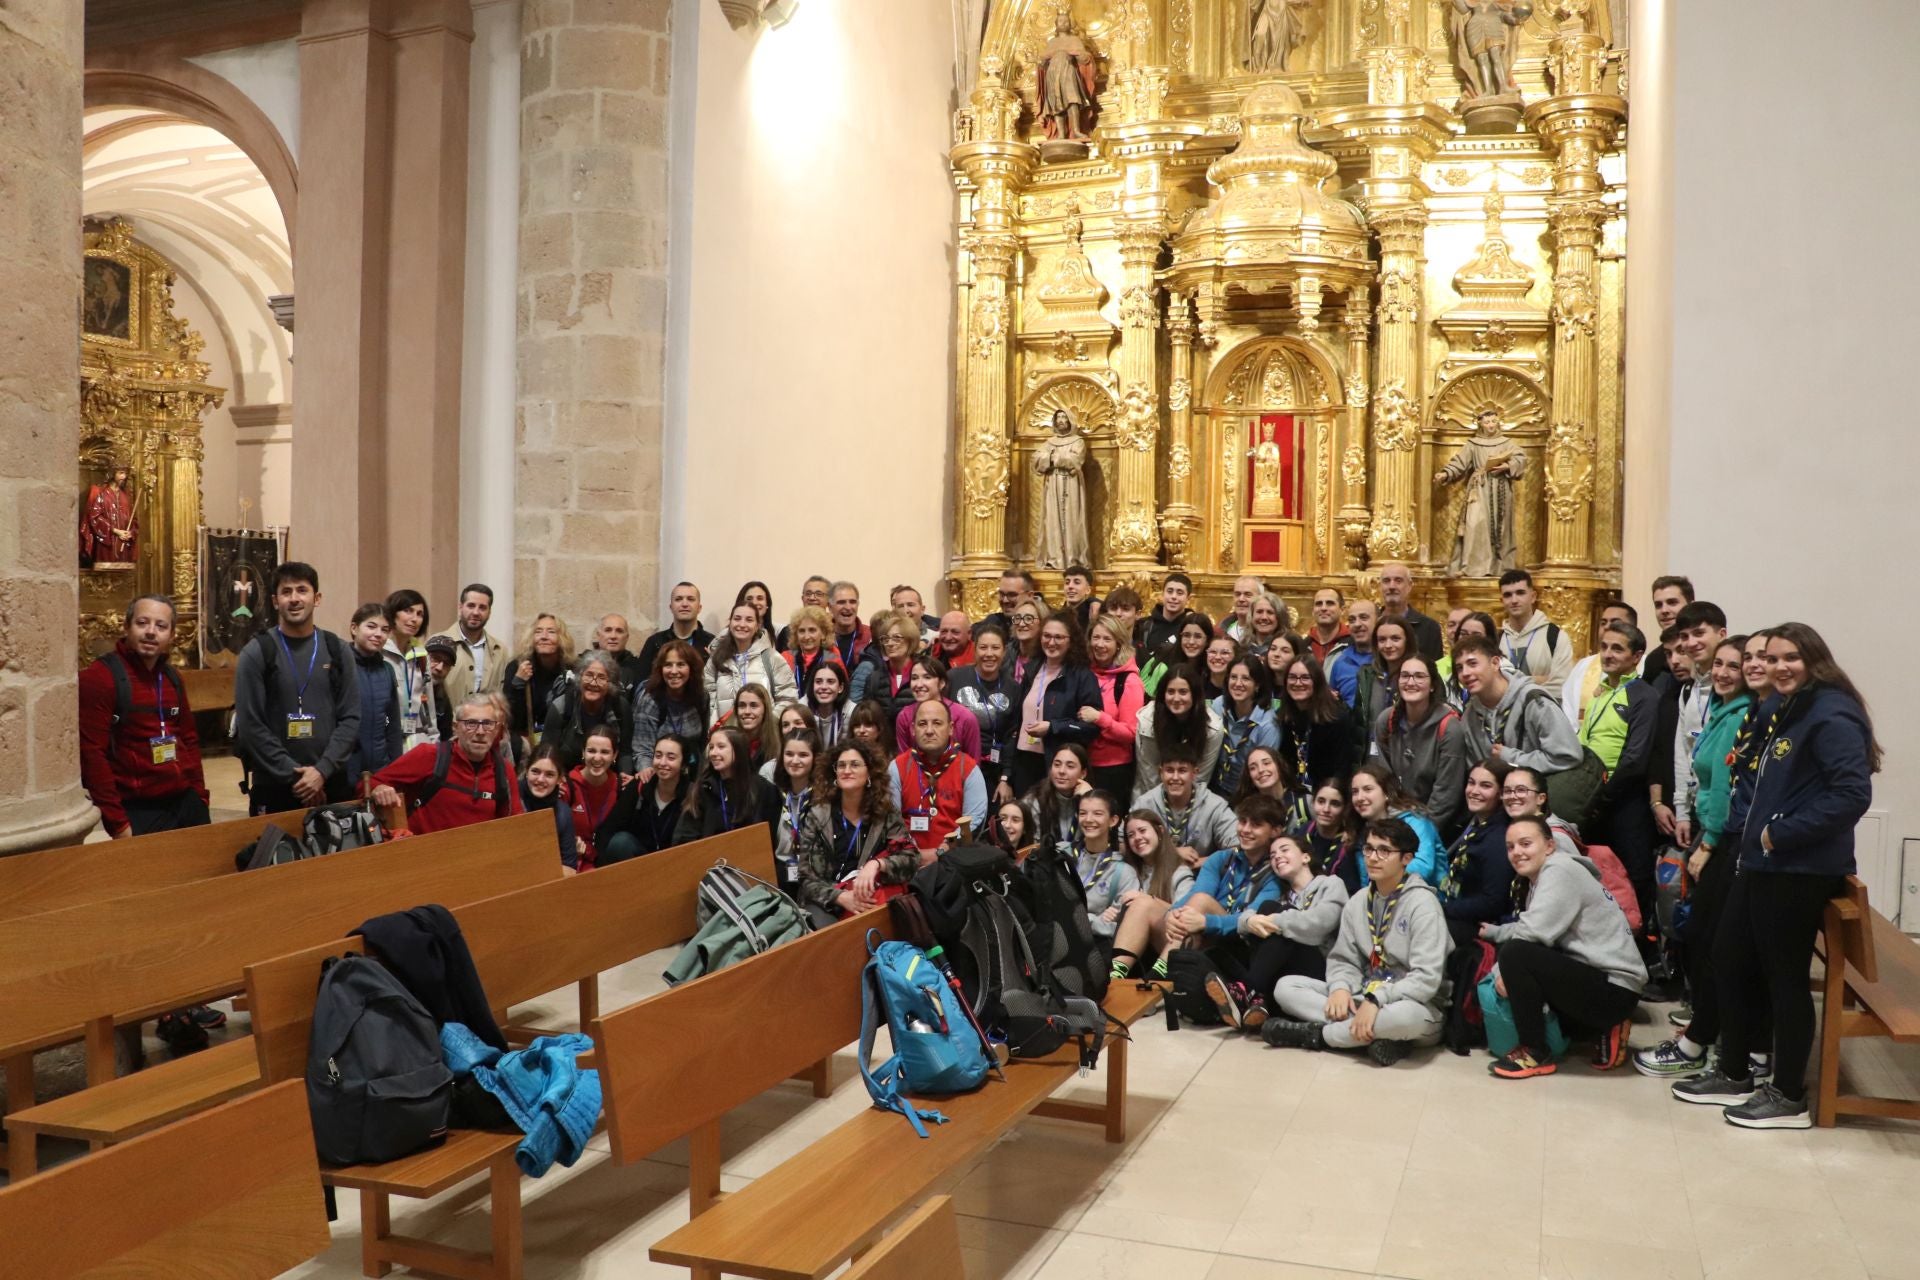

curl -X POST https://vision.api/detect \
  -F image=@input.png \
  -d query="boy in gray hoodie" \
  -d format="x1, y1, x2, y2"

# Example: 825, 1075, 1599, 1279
1453, 636, 1584, 775
1263, 817, 1453, 1065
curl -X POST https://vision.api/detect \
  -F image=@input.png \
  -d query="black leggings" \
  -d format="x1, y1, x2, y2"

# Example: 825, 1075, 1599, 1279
1089, 764, 1135, 812
1497, 939, 1639, 1057
1714, 869, 1846, 1100
1007, 749, 1046, 801
1243, 935, 1326, 1003
1682, 845, 1770, 1049
1602, 796, 1658, 936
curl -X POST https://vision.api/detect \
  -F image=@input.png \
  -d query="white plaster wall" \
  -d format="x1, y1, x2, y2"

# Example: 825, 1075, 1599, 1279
167, 273, 242, 527
1664, 0, 1920, 911
186, 39, 302, 161
662, 0, 957, 630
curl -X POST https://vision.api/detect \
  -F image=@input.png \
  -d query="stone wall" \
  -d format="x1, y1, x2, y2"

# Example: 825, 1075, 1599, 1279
0, 0, 99, 851
515, 0, 674, 643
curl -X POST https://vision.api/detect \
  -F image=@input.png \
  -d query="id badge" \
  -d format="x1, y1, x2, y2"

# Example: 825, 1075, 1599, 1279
987, 747, 1001, 763
150, 735, 178, 764
909, 813, 931, 833
286, 714, 316, 740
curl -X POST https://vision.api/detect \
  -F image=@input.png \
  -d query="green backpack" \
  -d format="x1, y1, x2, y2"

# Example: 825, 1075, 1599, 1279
662, 861, 812, 986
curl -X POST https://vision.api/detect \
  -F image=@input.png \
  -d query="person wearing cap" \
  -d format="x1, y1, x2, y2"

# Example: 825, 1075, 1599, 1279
425, 635, 459, 741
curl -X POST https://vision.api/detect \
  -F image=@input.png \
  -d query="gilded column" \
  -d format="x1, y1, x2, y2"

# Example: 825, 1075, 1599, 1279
1158, 293, 1199, 570
950, 60, 1035, 615
1527, 16, 1625, 569
1336, 292, 1372, 568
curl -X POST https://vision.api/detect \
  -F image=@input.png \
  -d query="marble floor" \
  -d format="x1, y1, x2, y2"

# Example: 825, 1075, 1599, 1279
89, 759, 1920, 1279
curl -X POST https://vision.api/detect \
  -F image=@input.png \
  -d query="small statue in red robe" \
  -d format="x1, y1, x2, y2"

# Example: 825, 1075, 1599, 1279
82, 466, 138, 566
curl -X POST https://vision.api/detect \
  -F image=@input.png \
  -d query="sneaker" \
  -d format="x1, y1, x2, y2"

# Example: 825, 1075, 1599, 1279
1237, 990, 1269, 1033
1367, 1038, 1411, 1067
1671, 1069, 1756, 1106
186, 1004, 227, 1030
1723, 1082, 1812, 1130
1667, 1006, 1694, 1029
1749, 1052, 1774, 1082
1202, 971, 1243, 1029
1638, 976, 1686, 1004
1260, 1019, 1325, 1051
1149, 955, 1170, 980
1109, 960, 1133, 981
1590, 1018, 1633, 1071
1634, 1038, 1708, 1078
1489, 1049, 1558, 1079
155, 1011, 209, 1055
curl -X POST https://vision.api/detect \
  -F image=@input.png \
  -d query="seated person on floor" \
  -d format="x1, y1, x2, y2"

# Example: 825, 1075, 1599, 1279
1107, 810, 1196, 980
1234, 833, 1350, 1026
1133, 750, 1239, 874
1262, 817, 1453, 1065
1074, 789, 1140, 945
1156, 794, 1289, 1006
1480, 816, 1648, 1079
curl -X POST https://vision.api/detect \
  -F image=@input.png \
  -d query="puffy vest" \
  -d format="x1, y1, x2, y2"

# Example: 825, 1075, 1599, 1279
892, 748, 979, 851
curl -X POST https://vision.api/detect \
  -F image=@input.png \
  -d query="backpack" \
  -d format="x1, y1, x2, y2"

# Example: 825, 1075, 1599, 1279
1511, 687, 1607, 830
239, 629, 352, 777
1019, 844, 1111, 1003
1165, 949, 1226, 1027
411, 741, 512, 819
1478, 969, 1571, 1061
236, 800, 383, 870
661, 860, 812, 986
909, 846, 1106, 1065
857, 931, 995, 1137
99, 652, 187, 749
305, 953, 452, 1166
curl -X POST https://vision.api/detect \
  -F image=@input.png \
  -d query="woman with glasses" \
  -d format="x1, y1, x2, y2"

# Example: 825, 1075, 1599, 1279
1241, 591, 1290, 659
505, 612, 576, 747
1200, 635, 1240, 704
1275, 654, 1354, 790
794, 738, 914, 924
849, 610, 923, 721
1141, 613, 1212, 699
1375, 652, 1469, 835
1006, 602, 1045, 682
1007, 611, 1101, 799
540, 650, 634, 773
1078, 613, 1144, 805
781, 604, 837, 694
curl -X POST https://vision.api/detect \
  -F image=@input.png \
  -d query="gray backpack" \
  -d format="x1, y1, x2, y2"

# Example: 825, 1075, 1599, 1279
306, 954, 451, 1166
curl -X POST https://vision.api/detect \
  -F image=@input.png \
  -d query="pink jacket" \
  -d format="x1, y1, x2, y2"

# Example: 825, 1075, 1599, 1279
893, 697, 981, 761
1088, 659, 1145, 770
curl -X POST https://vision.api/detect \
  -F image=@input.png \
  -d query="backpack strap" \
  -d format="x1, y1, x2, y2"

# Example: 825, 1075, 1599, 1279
101, 652, 134, 740
412, 741, 454, 811
1546, 622, 1562, 656
1435, 709, 1458, 743
491, 751, 510, 818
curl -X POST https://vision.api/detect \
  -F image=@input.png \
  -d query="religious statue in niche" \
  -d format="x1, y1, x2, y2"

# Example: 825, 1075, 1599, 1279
1449, 0, 1533, 129
1036, 11, 1099, 161
1249, 420, 1285, 518
1436, 409, 1526, 577
1034, 409, 1090, 569
81, 462, 139, 568
1245, 0, 1315, 74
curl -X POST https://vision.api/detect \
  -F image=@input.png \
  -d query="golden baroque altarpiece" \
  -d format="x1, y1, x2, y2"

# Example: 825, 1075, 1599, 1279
948, 0, 1626, 649
79, 216, 222, 663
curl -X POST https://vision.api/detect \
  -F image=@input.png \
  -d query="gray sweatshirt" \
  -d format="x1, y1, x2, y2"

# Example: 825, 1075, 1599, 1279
1459, 674, 1584, 775
1373, 700, 1469, 833
1243, 873, 1349, 952
1076, 847, 1141, 938
233, 628, 362, 785
1484, 851, 1648, 993
1325, 873, 1452, 1009
1135, 785, 1240, 859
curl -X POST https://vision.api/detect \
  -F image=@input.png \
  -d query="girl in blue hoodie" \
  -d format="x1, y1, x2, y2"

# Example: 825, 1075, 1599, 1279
1671, 623, 1879, 1130
1347, 764, 1443, 886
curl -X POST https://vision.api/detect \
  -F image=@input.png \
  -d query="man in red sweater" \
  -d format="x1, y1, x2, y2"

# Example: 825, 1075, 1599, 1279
370, 696, 524, 835
78, 595, 210, 836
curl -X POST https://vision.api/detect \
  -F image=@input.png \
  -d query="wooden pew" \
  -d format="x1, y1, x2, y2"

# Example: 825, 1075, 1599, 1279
243, 826, 782, 1280
0, 807, 307, 923
0, 1081, 328, 1279
842, 1196, 963, 1280
644, 979, 1163, 1280
1815, 875, 1920, 1127
3, 812, 560, 1180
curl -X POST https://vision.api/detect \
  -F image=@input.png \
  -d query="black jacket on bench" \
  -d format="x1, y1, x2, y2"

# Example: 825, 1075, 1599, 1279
354, 904, 505, 1050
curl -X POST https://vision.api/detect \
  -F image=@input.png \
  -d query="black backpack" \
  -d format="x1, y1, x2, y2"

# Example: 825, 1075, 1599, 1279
411, 741, 512, 819
1166, 949, 1227, 1027
911, 846, 1105, 1066
236, 801, 383, 871
305, 953, 452, 1166
1019, 844, 1111, 1004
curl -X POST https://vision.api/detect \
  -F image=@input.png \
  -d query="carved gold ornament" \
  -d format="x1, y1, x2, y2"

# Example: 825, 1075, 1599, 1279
1544, 420, 1595, 521
1168, 441, 1193, 481
1367, 509, 1418, 560
1373, 380, 1417, 451
1117, 382, 1158, 451
963, 430, 1012, 520
1344, 371, 1369, 409
1551, 272, 1596, 340
969, 294, 1011, 359
1110, 498, 1160, 558
1473, 322, 1517, 354
1168, 378, 1191, 412
1118, 284, 1159, 330
1342, 441, 1368, 489
1378, 267, 1420, 324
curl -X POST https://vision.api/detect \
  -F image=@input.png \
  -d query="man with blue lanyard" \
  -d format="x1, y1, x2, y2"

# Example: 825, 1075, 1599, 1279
233, 561, 362, 815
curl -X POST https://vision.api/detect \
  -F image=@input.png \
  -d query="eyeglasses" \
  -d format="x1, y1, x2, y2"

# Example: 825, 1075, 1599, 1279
1500, 786, 1538, 797
455, 718, 498, 731
1286, 674, 1313, 684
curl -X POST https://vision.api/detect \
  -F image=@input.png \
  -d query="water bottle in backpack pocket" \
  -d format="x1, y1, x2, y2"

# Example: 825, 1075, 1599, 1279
858, 932, 994, 1137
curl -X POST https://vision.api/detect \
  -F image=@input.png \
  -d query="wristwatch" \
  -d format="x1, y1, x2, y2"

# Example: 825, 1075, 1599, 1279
1362, 991, 1381, 1007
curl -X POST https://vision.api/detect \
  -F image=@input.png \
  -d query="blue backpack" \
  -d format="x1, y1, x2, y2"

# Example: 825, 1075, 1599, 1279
858, 931, 994, 1137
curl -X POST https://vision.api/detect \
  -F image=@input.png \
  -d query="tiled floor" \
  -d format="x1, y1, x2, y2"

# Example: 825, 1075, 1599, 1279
141, 761, 1920, 1279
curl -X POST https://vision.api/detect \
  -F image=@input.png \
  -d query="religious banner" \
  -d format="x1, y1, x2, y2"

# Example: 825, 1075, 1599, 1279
199, 526, 287, 665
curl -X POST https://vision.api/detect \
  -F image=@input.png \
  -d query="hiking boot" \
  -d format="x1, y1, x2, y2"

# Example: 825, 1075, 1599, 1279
186, 1004, 227, 1030
1366, 1038, 1411, 1067
1235, 987, 1268, 1033
1590, 1018, 1633, 1071
1634, 1038, 1708, 1078
155, 1011, 209, 1055
1489, 1049, 1558, 1079
1667, 1006, 1694, 1029
1202, 971, 1243, 1029
1723, 1082, 1811, 1130
1671, 1068, 1756, 1106
1260, 1019, 1325, 1051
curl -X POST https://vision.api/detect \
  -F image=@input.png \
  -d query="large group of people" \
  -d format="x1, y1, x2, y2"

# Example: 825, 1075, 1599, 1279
77, 559, 1879, 1129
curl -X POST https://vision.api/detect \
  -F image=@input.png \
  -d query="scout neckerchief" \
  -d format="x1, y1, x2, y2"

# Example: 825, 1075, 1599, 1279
1446, 814, 1490, 897
1078, 838, 1119, 892
1217, 698, 1261, 783
1364, 880, 1405, 993
1218, 848, 1272, 913
1164, 795, 1194, 849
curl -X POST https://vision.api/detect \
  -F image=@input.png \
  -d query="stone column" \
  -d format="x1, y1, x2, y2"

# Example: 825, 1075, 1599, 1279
1157, 294, 1199, 570
950, 60, 1033, 618
0, 0, 96, 854
516, 0, 674, 639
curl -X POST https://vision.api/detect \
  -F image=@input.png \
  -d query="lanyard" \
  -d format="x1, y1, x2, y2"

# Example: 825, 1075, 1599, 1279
835, 811, 864, 878
718, 784, 733, 829
152, 667, 170, 736
276, 629, 320, 712
785, 789, 809, 837
651, 788, 678, 848
1582, 679, 1625, 739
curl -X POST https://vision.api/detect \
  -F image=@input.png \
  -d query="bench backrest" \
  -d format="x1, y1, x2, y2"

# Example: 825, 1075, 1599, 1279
1829, 874, 1877, 983
0, 811, 561, 1056
842, 1196, 963, 1280
592, 907, 895, 1165
0, 1080, 327, 1278
0, 808, 308, 922
246, 826, 778, 1086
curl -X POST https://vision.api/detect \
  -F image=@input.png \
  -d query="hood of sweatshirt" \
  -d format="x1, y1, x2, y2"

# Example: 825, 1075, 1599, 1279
1503, 611, 1554, 645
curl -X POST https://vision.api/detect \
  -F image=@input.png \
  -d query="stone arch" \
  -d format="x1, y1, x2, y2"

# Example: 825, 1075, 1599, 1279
1202, 334, 1345, 411
84, 52, 299, 246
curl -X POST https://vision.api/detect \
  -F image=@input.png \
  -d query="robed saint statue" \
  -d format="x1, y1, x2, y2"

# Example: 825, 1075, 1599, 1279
1436, 410, 1525, 576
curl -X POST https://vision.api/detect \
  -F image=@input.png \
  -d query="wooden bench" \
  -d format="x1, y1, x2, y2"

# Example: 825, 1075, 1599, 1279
3, 811, 561, 1180
842, 1195, 963, 1280
0, 806, 307, 923
0, 1081, 328, 1278
243, 826, 784, 1280
1816, 875, 1920, 1127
